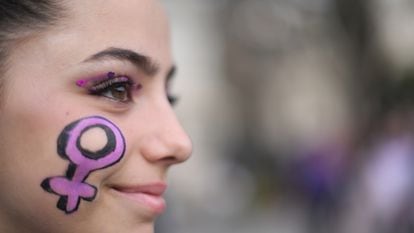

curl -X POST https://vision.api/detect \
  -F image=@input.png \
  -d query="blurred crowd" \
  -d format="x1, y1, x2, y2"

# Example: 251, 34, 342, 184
158, 0, 414, 233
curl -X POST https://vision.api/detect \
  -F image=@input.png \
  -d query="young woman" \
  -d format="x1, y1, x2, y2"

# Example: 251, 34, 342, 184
0, 0, 192, 232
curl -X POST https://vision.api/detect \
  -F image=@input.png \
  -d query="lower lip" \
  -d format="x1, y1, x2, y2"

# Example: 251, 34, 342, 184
111, 189, 166, 214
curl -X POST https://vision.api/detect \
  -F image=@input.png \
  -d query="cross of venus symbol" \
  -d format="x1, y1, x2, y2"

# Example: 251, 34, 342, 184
41, 116, 126, 214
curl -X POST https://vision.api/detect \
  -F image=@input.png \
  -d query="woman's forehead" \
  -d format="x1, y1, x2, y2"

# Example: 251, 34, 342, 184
6, 0, 172, 80
64, 0, 168, 27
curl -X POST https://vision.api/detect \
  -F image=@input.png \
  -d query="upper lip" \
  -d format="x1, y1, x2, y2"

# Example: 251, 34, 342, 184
111, 182, 167, 196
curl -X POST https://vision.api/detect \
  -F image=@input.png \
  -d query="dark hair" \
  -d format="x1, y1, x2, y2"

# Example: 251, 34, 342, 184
0, 0, 64, 81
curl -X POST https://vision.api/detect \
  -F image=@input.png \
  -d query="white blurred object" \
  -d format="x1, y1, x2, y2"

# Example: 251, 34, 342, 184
372, 0, 414, 72
340, 133, 414, 233
363, 135, 414, 221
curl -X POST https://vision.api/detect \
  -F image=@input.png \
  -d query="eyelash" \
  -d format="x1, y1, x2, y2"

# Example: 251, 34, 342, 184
81, 72, 179, 106
88, 75, 135, 103
167, 95, 178, 106
165, 81, 179, 106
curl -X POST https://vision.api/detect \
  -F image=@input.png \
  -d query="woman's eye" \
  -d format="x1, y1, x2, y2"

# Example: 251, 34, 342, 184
165, 80, 179, 106
89, 75, 133, 102
167, 94, 179, 106
100, 83, 131, 102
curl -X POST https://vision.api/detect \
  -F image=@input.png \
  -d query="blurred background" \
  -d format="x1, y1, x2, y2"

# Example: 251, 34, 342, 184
157, 0, 414, 232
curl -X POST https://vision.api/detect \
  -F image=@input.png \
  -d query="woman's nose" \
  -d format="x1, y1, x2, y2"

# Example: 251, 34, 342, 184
138, 106, 193, 166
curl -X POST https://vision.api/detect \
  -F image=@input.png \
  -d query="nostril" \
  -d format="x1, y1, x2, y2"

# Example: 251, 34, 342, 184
161, 156, 177, 164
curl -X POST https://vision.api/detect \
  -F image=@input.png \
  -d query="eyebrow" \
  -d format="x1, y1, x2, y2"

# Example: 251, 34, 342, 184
83, 47, 161, 76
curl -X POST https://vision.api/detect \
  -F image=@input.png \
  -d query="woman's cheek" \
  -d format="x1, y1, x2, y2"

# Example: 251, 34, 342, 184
41, 115, 126, 214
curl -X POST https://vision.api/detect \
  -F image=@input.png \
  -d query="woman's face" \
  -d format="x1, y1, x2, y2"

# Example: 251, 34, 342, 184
0, 0, 192, 232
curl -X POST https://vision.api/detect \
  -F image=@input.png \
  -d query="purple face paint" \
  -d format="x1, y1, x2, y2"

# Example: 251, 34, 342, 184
76, 72, 127, 88
41, 116, 126, 214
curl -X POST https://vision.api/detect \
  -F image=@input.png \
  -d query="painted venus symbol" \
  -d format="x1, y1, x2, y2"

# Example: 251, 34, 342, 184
41, 116, 126, 214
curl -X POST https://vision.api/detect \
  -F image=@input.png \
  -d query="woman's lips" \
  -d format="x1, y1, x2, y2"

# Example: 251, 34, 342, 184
111, 182, 167, 214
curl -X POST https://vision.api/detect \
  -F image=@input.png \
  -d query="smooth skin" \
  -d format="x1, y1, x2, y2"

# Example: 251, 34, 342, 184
0, 0, 192, 232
